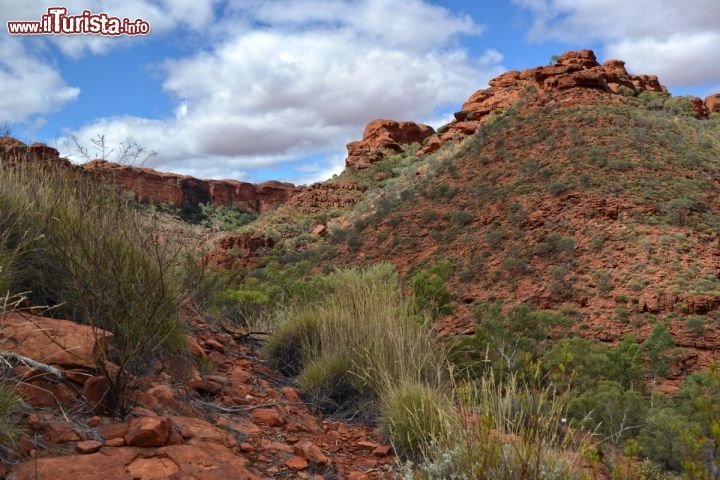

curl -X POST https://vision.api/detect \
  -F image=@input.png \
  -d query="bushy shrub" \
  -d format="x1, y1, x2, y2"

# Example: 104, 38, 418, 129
450, 210, 473, 226
568, 380, 647, 446
298, 353, 365, 415
198, 202, 257, 231
411, 271, 452, 318
663, 97, 695, 117
213, 289, 270, 328
532, 233, 575, 257
450, 302, 569, 382
406, 373, 578, 480
0, 161, 186, 415
547, 181, 567, 195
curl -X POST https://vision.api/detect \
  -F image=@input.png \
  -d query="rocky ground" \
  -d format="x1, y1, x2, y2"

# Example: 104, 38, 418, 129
1, 305, 395, 479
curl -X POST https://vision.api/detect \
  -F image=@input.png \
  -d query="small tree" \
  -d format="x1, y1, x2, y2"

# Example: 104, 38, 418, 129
66, 133, 157, 166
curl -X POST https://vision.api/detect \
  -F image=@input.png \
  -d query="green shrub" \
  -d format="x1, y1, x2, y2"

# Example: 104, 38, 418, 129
265, 309, 321, 376
298, 353, 365, 416
637, 90, 669, 110
411, 272, 452, 318
407, 373, 577, 480
213, 289, 270, 328
532, 233, 575, 257
197, 203, 258, 231
450, 210, 473, 226
486, 229, 506, 248
0, 243, 14, 296
662, 197, 698, 226
568, 380, 647, 446
617, 85, 636, 97
639, 364, 720, 474
547, 181, 567, 195
450, 303, 569, 382
663, 97, 695, 117
641, 323, 675, 379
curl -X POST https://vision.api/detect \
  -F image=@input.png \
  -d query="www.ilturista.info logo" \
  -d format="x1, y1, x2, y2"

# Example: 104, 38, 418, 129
7, 7, 150, 36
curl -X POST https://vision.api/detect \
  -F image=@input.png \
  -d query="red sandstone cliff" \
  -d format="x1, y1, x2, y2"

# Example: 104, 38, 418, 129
0, 139, 296, 214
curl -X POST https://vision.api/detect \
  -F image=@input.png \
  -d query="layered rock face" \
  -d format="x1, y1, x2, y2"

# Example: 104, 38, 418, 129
0, 137, 73, 169
345, 119, 434, 169
82, 160, 297, 214
0, 139, 296, 214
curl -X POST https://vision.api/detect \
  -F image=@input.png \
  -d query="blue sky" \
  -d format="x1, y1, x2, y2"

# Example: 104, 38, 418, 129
2, 1, 719, 185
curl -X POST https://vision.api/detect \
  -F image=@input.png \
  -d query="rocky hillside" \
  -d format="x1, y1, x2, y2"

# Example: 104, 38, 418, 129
210, 50, 720, 386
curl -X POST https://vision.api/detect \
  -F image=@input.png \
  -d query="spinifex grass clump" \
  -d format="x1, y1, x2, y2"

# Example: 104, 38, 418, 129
266, 263, 451, 441
0, 159, 186, 415
404, 372, 581, 480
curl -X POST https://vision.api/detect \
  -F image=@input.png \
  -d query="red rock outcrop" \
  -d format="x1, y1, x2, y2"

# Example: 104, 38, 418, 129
285, 181, 367, 214
346, 120, 434, 169
415, 49, 720, 156
0, 138, 73, 170
706, 93, 720, 114
82, 160, 297, 214
0, 138, 297, 214
202, 233, 275, 269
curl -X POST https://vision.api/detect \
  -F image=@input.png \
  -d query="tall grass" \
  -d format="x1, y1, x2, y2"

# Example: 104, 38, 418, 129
266, 263, 449, 423
402, 372, 583, 480
0, 156, 186, 415
266, 264, 590, 478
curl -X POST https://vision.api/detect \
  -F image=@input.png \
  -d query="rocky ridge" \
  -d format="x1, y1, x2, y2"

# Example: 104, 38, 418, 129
0, 138, 296, 214
342, 50, 720, 166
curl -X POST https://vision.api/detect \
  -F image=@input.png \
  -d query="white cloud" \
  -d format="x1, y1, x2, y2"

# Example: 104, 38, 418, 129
0, 37, 79, 123
514, 0, 720, 89
62, 0, 504, 183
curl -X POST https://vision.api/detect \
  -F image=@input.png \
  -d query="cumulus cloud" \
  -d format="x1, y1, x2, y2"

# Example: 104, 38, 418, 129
514, 0, 720, 89
0, 37, 80, 123
62, 0, 504, 182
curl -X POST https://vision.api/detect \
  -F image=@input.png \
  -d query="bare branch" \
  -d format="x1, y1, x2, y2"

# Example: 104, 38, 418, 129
0, 351, 63, 379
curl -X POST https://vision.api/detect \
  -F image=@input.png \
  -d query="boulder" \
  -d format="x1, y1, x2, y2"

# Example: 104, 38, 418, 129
706, 93, 720, 114
0, 312, 112, 369
250, 407, 285, 427
556, 49, 599, 68
124, 416, 171, 447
